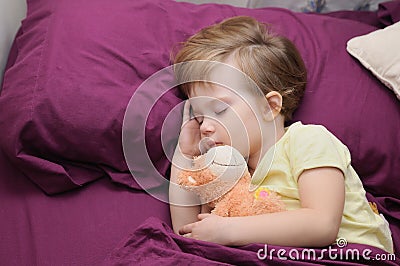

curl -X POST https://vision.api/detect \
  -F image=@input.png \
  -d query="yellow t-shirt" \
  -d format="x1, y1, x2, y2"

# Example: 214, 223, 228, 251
251, 122, 393, 253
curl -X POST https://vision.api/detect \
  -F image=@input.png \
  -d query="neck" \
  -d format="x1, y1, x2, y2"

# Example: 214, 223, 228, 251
247, 117, 286, 175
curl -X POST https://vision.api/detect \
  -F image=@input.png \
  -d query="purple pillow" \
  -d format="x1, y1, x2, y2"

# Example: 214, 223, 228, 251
0, 0, 399, 203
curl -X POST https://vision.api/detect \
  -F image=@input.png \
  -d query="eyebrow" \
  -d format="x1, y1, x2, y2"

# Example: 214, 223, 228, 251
211, 96, 231, 104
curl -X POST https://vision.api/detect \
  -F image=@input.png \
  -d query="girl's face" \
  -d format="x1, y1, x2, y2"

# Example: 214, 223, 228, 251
189, 83, 267, 159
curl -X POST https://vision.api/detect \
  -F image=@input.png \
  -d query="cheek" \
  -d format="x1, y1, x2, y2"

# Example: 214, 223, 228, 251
218, 118, 251, 154
247, 115, 262, 138
215, 122, 230, 140
237, 106, 261, 133
238, 109, 262, 149
222, 109, 257, 137
214, 105, 261, 143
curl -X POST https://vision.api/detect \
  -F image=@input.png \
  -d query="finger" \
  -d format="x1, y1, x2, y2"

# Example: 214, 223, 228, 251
178, 222, 195, 235
199, 138, 216, 154
182, 100, 192, 123
198, 213, 212, 220
182, 233, 192, 238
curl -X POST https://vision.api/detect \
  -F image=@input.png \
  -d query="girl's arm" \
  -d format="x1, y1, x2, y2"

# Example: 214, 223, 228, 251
169, 163, 201, 234
169, 100, 204, 234
169, 162, 213, 234
180, 167, 345, 247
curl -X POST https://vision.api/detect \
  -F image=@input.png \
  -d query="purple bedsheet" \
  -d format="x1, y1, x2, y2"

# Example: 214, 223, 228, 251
103, 217, 399, 265
0, 149, 171, 265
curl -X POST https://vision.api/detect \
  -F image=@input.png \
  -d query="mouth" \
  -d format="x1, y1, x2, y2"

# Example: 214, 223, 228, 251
205, 139, 223, 146
199, 138, 224, 153
208, 140, 223, 146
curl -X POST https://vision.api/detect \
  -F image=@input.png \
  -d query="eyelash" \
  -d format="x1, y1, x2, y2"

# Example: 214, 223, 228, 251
193, 108, 228, 125
215, 108, 227, 115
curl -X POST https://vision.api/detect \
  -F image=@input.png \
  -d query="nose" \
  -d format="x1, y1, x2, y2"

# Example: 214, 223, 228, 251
200, 117, 215, 137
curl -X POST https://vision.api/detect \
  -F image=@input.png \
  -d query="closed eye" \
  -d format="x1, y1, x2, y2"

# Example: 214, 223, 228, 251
215, 108, 228, 115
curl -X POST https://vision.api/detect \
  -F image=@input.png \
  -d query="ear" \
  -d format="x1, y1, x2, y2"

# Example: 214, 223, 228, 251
262, 91, 283, 122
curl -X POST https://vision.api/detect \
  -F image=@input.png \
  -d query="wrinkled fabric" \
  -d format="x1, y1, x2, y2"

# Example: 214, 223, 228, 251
103, 217, 399, 265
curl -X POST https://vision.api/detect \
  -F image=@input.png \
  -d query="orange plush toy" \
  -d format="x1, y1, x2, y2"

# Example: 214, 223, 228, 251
177, 146, 286, 217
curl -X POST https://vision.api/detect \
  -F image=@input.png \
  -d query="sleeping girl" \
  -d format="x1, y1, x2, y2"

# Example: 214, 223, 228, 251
168, 16, 393, 254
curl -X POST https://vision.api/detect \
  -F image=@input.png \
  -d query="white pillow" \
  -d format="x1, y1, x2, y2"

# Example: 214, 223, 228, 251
175, 0, 388, 12
347, 22, 400, 100
0, 0, 27, 84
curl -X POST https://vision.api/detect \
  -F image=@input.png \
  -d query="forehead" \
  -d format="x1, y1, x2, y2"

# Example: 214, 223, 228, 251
188, 81, 260, 104
184, 57, 254, 94
189, 82, 229, 98
188, 84, 229, 112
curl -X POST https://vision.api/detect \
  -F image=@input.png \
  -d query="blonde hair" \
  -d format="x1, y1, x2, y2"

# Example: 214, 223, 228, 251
173, 16, 307, 121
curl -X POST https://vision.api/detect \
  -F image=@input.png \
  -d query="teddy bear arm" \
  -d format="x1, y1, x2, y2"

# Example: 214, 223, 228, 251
252, 192, 286, 215
211, 196, 232, 217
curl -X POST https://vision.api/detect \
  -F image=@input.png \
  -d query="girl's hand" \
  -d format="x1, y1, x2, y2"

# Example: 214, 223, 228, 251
177, 100, 202, 158
179, 213, 232, 245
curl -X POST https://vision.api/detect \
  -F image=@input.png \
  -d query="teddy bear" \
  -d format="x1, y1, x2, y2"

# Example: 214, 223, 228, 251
177, 145, 286, 217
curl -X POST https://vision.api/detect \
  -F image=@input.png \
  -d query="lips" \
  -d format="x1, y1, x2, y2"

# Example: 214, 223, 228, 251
205, 139, 222, 147
200, 139, 224, 153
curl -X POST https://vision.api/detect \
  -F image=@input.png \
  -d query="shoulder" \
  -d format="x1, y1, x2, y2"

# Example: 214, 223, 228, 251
287, 122, 342, 147
285, 121, 351, 164
289, 122, 330, 137
285, 122, 352, 180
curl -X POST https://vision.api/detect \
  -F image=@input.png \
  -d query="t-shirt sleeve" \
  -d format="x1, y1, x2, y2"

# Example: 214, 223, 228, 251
289, 125, 351, 182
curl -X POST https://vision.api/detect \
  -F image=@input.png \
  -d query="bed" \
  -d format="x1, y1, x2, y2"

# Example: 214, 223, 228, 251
0, 0, 399, 265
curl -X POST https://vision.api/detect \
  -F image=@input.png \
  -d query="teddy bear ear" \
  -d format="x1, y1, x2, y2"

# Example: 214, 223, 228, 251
177, 169, 200, 186
187, 174, 198, 185
177, 170, 190, 185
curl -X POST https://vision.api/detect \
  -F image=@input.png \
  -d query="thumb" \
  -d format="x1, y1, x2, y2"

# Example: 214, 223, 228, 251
198, 213, 213, 220
182, 100, 193, 123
